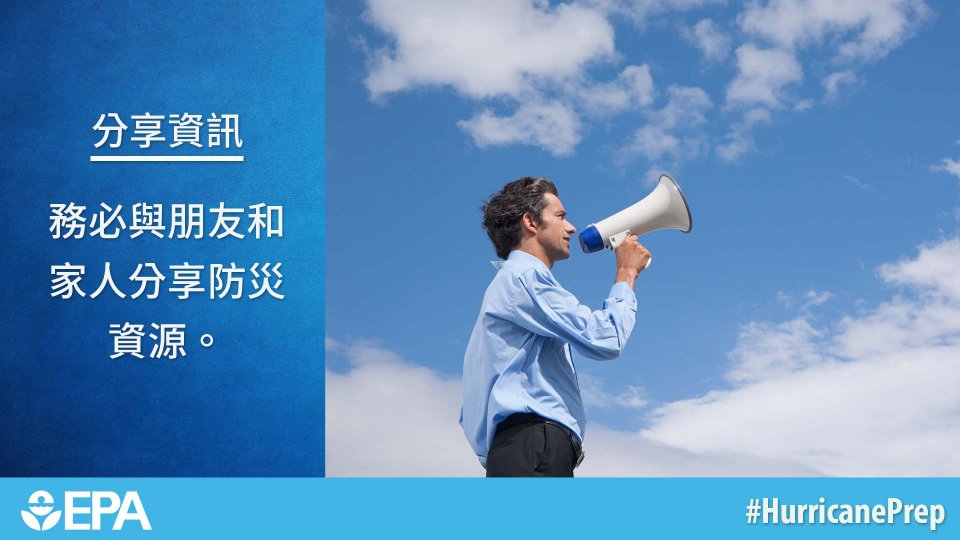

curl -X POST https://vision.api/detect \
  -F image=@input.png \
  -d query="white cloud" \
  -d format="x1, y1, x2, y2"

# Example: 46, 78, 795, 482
326, 340, 816, 476
328, 237, 960, 476
643, 345, 960, 475
362, 0, 666, 156
326, 339, 480, 477
715, 129, 754, 162
621, 85, 712, 164
628, 125, 681, 162
683, 18, 731, 62
364, 0, 616, 100
738, 0, 932, 62
614, 386, 649, 408
577, 424, 821, 475
725, 318, 827, 384
716, 1, 929, 164
359, 0, 930, 162
579, 371, 649, 409
657, 85, 713, 127
715, 106, 771, 163
931, 158, 960, 180
457, 101, 582, 156
803, 289, 833, 309
774, 289, 834, 310
574, 65, 656, 116
643, 237, 960, 475
793, 99, 815, 112
719, 44, 796, 161
726, 44, 803, 108
822, 70, 859, 100
843, 174, 870, 189
586, 0, 727, 28
877, 237, 960, 301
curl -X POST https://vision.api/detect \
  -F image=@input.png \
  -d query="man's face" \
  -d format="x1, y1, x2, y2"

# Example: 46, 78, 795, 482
535, 193, 577, 265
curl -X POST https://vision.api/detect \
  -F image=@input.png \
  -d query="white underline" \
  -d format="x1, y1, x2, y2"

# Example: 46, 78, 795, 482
90, 155, 244, 162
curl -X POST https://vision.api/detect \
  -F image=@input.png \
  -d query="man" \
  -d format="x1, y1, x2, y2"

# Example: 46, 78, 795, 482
460, 176, 651, 477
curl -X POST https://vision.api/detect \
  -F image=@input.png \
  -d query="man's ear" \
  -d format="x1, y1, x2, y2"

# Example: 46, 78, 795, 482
520, 212, 539, 235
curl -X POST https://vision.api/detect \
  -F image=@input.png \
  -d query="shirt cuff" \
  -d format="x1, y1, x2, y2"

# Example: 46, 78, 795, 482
607, 281, 637, 310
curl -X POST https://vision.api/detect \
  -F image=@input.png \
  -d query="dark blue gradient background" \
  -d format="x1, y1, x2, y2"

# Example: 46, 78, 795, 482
0, 2, 324, 476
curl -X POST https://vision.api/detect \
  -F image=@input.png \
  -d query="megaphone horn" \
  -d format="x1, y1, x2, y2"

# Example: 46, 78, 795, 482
578, 174, 692, 256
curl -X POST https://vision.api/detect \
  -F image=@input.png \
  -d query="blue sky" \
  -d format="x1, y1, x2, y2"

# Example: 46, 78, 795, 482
325, 0, 960, 476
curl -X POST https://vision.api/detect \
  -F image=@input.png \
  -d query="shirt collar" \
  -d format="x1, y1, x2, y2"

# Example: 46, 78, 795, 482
489, 250, 550, 272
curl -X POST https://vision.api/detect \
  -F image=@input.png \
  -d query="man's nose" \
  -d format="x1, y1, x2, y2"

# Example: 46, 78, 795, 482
566, 221, 576, 234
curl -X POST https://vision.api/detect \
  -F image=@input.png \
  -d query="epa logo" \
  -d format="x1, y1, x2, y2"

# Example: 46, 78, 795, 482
20, 490, 152, 531
21, 491, 61, 531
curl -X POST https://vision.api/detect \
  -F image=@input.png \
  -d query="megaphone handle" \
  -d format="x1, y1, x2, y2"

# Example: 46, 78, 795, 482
610, 230, 652, 270
608, 230, 630, 249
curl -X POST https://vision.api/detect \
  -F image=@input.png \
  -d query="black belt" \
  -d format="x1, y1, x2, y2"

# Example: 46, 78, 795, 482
497, 413, 585, 469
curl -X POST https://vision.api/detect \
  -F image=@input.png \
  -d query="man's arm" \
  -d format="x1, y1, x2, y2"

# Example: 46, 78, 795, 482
511, 272, 634, 360
510, 236, 651, 360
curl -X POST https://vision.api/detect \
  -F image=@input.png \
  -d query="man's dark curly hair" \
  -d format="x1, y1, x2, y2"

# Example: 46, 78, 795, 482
481, 176, 559, 260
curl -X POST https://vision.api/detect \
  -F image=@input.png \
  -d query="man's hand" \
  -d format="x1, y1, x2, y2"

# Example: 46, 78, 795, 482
614, 235, 651, 289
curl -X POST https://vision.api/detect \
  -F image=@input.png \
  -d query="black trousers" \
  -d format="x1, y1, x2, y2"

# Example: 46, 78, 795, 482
486, 413, 582, 477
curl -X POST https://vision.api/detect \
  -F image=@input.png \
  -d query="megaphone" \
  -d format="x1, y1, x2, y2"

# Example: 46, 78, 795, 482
578, 174, 692, 260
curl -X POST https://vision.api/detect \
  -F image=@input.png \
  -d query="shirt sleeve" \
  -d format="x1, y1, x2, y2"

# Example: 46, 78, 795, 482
510, 269, 638, 360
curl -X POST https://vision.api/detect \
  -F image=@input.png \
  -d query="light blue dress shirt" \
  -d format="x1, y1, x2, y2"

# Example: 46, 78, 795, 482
460, 250, 638, 468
